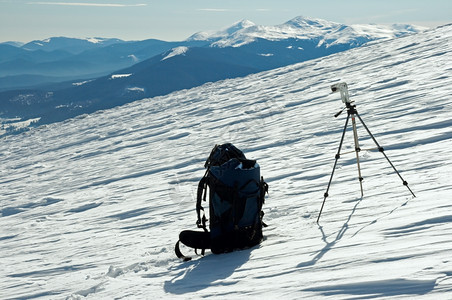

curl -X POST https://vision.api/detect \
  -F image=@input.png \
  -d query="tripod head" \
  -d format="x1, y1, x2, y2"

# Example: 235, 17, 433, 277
331, 82, 356, 117
331, 82, 353, 105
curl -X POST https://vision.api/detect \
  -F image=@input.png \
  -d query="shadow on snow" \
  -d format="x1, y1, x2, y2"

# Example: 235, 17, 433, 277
303, 278, 437, 298
162, 248, 252, 295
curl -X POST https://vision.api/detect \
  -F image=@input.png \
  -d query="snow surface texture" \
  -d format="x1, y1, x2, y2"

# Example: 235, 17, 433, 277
1, 25, 451, 299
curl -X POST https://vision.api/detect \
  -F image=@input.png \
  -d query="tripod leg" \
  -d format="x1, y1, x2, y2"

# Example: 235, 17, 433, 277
355, 112, 416, 197
351, 113, 364, 197
317, 113, 350, 223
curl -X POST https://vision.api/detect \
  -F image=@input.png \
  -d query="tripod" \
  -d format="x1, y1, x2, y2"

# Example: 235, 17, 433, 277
317, 100, 416, 223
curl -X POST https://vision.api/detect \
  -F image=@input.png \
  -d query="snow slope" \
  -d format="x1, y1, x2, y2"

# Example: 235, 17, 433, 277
1, 24, 451, 299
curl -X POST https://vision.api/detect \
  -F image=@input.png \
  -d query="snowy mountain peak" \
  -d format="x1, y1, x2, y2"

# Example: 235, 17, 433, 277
85, 37, 119, 44
284, 16, 340, 29
186, 19, 256, 41
225, 19, 256, 34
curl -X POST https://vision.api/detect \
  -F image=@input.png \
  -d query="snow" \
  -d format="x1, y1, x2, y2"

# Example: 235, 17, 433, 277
126, 87, 145, 93
1, 24, 452, 299
0, 117, 40, 136
206, 16, 426, 48
161, 46, 189, 61
72, 80, 94, 86
85, 37, 105, 44
128, 54, 139, 62
110, 74, 132, 79
187, 20, 256, 41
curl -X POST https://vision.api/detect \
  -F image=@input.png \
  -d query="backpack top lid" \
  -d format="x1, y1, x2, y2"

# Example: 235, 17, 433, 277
204, 143, 246, 168
209, 157, 260, 189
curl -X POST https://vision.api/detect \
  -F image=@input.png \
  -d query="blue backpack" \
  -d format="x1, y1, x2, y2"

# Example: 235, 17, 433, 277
175, 143, 268, 260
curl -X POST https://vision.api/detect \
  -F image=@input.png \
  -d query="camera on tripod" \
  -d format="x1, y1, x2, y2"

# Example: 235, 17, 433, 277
318, 82, 416, 223
331, 82, 353, 105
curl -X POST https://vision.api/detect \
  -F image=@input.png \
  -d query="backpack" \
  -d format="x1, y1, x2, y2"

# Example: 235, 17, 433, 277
175, 143, 268, 261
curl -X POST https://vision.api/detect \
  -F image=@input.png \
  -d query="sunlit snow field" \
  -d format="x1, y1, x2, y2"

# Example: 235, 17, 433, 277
1, 25, 451, 299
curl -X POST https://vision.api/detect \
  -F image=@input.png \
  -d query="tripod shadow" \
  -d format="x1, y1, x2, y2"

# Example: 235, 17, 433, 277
352, 198, 410, 238
163, 248, 251, 295
297, 197, 362, 268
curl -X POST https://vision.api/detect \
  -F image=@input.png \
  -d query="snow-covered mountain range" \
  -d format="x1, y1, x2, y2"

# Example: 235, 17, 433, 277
189, 16, 424, 47
0, 16, 425, 131
0, 22, 451, 299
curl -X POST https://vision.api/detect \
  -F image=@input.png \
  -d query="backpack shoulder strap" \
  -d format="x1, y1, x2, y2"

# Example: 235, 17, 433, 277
260, 176, 269, 227
196, 171, 209, 232
175, 240, 192, 262
175, 230, 211, 261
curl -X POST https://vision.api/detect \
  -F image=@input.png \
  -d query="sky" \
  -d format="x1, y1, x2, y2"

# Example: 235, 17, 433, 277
0, 0, 451, 43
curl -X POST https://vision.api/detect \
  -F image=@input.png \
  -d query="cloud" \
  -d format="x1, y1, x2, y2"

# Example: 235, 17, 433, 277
197, 8, 271, 13
28, 2, 147, 7
197, 8, 232, 12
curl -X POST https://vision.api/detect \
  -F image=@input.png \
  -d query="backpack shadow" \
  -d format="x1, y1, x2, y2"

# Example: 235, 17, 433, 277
164, 248, 252, 295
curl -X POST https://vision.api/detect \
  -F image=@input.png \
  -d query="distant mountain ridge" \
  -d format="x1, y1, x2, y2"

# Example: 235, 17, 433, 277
0, 38, 208, 90
0, 16, 426, 133
189, 16, 425, 47
21, 37, 126, 54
